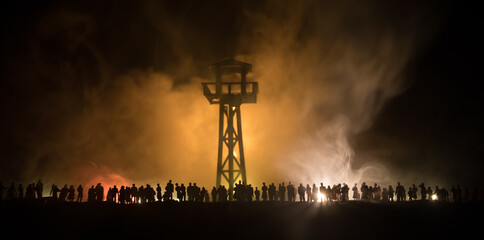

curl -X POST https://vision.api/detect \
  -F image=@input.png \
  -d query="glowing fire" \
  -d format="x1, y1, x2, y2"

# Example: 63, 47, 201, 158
86, 173, 130, 201
317, 192, 326, 202
431, 194, 437, 200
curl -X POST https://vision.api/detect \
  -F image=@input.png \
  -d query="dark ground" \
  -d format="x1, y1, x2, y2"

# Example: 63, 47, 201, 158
1, 200, 482, 239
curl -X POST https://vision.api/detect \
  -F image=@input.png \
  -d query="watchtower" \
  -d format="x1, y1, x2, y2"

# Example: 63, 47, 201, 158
202, 58, 258, 200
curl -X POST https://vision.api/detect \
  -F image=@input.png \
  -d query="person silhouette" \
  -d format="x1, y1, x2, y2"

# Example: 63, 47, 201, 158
419, 183, 427, 200
341, 184, 349, 201
434, 186, 440, 200
187, 183, 193, 201
382, 188, 389, 201
126, 186, 132, 204
77, 185, 83, 202
361, 182, 369, 200
306, 184, 312, 202
352, 183, 360, 200
211, 186, 218, 202
427, 187, 433, 200
388, 185, 394, 202
279, 183, 286, 201
268, 183, 275, 201
95, 183, 104, 202
247, 184, 254, 202
298, 183, 305, 202
312, 184, 318, 202
254, 187, 260, 201
131, 184, 138, 203
119, 186, 126, 204
165, 180, 174, 200
67, 185, 75, 202
50, 184, 59, 199
217, 185, 224, 202
180, 183, 186, 202
261, 182, 268, 201
59, 185, 68, 201
87, 185, 95, 202
35, 179, 43, 199
287, 182, 295, 202
156, 184, 162, 202
112, 185, 119, 202
319, 183, 325, 202
396, 182, 404, 202
138, 185, 145, 203
175, 183, 181, 201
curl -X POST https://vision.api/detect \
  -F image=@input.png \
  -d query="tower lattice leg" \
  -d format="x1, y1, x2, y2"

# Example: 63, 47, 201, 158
216, 104, 247, 200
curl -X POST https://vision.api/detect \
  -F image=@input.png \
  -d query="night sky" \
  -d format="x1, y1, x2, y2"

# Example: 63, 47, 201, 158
0, 1, 482, 188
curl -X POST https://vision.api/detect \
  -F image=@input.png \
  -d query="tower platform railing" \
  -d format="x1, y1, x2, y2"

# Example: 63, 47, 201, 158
202, 82, 258, 104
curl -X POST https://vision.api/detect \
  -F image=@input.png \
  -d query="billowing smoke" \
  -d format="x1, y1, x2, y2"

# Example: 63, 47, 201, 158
0, 1, 444, 190
237, 1, 441, 187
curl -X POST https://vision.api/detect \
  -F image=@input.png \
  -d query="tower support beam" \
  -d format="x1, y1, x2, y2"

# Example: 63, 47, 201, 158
202, 59, 257, 201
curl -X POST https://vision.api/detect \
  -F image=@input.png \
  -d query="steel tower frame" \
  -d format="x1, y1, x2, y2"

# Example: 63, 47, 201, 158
202, 58, 258, 200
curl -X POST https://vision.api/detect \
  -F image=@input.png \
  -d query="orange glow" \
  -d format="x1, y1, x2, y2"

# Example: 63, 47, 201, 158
317, 192, 326, 202
86, 173, 130, 201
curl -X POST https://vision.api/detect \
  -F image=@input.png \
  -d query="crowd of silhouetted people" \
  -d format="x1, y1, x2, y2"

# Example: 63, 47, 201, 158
1, 180, 483, 204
